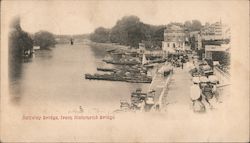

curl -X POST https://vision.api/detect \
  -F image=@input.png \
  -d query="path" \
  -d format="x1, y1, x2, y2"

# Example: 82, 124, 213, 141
162, 65, 193, 115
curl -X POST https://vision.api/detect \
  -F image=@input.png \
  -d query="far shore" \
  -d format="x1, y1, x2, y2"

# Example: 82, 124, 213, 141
86, 41, 130, 49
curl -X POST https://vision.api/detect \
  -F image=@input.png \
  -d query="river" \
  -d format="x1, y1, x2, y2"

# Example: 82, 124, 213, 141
9, 41, 149, 113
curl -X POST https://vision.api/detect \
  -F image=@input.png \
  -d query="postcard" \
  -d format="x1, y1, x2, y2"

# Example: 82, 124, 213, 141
1, 0, 249, 142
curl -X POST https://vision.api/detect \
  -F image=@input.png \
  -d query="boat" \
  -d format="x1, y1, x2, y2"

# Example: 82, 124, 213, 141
103, 59, 141, 65
96, 67, 116, 72
85, 73, 152, 83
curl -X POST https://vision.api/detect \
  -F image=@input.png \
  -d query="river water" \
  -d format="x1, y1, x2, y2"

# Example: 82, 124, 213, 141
9, 41, 148, 113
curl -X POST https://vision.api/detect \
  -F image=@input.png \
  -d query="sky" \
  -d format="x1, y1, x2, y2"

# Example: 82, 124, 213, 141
3, 0, 239, 35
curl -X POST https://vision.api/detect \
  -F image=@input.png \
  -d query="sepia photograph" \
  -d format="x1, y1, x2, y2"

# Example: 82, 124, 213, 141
1, 0, 249, 142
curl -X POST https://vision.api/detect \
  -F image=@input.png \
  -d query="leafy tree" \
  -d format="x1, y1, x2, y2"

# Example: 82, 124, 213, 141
33, 31, 56, 49
9, 16, 33, 80
184, 21, 192, 31
90, 15, 166, 49
191, 20, 202, 31
184, 21, 192, 27
184, 20, 202, 31
90, 27, 110, 43
110, 15, 140, 46
9, 16, 33, 60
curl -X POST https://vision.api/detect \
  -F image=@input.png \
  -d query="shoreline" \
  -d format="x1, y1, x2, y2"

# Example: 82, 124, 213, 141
86, 41, 130, 50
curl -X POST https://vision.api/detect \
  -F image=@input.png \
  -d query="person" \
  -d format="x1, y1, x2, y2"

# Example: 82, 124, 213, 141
190, 78, 205, 113
208, 75, 219, 99
171, 59, 175, 67
193, 97, 206, 113
201, 82, 213, 108
190, 82, 201, 104
210, 81, 217, 95
155, 104, 160, 111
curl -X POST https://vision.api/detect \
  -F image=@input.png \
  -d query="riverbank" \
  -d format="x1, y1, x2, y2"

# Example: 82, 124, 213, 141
86, 42, 129, 58
87, 41, 129, 49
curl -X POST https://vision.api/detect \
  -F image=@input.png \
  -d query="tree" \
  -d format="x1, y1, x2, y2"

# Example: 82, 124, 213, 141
191, 20, 202, 31
90, 27, 110, 43
9, 16, 33, 80
184, 21, 192, 31
33, 31, 56, 49
150, 26, 166, 48
110, 15, 141, 46
89, 15, 167, 49
9, 16, 33, 59
184, 20, 202, 31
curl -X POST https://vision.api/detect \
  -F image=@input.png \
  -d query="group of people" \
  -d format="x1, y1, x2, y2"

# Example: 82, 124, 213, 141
169, 55, 187, 69
190, 75, 219, 113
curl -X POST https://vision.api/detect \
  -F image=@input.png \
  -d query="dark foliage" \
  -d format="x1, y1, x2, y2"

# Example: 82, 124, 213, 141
9, 17, 33, 80
33, 31, 56, 49
90, 15, 166, 49
90, 27, 110, 43
184, 20, 202, 31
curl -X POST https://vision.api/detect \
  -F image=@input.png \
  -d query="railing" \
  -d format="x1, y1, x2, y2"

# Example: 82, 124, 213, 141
213, 66, 230, 85
147, 63, 173, 111
157, 72, 173, 109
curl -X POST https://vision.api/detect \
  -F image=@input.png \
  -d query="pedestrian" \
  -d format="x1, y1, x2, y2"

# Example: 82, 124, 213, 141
155, 104, 160, 111
190, 77, 205, 113
190, 82, 201, 105
181, 58, 185, 69
201, 82, 213, 108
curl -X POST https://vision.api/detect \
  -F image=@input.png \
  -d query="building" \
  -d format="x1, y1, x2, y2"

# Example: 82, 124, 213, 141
201, 21, 230, 41
190, 31, 202, 50
205, 44, 230, 60
162, 24, 185, 53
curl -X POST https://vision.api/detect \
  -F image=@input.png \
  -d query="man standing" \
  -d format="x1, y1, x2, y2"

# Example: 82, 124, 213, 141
181, 58, 185, 69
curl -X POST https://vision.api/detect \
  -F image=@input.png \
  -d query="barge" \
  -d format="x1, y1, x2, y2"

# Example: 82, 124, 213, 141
96, 67, 116, 72
85, 73, 152, 83
103, 59, 141, 65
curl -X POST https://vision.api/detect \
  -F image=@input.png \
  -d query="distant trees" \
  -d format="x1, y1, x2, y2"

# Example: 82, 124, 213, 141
9, 17, 33, 58
90, 27, 110, 43
89, 16, 204, 48
90, 15, 166, 49
184, 21, 192, 29
184, 20, 202, 31
33, 31, 56, 49
9, 16, 34, 80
